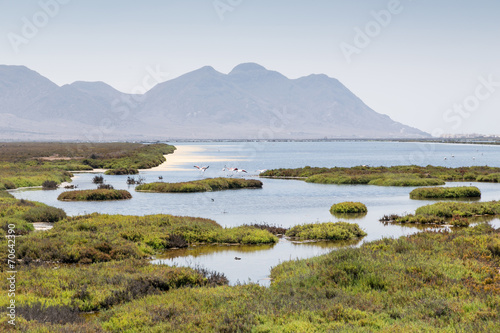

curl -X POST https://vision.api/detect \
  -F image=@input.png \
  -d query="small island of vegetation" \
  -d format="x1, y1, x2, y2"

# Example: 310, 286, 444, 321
410, 186, 481, 199
286, 222, 366, 241
416, 200, 500, 218
136, 178, 263, 193
381, 200, 500, 227
57, 189, 133, 201
261, 165, 500, 187
330, 202, 368, 214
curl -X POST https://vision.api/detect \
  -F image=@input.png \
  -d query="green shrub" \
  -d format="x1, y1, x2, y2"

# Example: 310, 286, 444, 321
105, 168, 139, 175
450, 216, 470, 227
58, 189, 132, 201
381, 214, 447, 225
367, 175, 445, 187
286, 222, 366, 240
476, 173, 500, 182
416, 201, 500, 218
263, 165, 500, 186
410, 186, 481, 199
42, 180, 58, 189
136, 178, 263, 193
23, 206, 67, 222
330, 202, 367, 214
1, 217, 35, 235
92, 175, 104, 184
0, 179, 16, 190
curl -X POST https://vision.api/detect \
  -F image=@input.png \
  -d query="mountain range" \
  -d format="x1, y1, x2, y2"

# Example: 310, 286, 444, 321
0, 63, 429, 140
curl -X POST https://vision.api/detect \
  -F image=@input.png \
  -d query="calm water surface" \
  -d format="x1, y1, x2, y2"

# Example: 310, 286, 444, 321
11, 142, 500, 285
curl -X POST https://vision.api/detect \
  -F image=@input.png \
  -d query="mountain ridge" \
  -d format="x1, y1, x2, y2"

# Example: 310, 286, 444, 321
0, 63, 429, 140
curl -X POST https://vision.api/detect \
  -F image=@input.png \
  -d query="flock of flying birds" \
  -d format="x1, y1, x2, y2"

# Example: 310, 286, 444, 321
193, 165, 266, 175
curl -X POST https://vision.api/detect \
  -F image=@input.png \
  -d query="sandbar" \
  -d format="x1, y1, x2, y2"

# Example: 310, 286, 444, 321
145, 145, 248, 171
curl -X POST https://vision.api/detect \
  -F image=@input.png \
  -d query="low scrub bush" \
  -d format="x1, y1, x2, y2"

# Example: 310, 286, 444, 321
23, 206, 67, 222
410, 186, 481, 199
0, 260, 228, 314
245, 223, 288, 235
330, 202, 367, 214
41, 180, 58, 189
286, 222, 366, 240
97, 184, 114, 190
476, 173, 500, 182
1, 217, 35, 235
380, 214, 447, 225
58, 189, 132, 201
16, 301, 83, 325
92, 175, 104, 184
416, 200, 500, 218
105, 168, 139, 175
136, 178, 263, 193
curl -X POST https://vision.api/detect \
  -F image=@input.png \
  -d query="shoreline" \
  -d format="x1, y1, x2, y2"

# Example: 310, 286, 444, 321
145, 145, 248, 171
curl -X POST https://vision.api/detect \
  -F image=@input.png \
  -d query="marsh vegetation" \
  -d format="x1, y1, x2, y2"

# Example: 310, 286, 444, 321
261, 165, 500, 186
136, 178, 263, 193
4, 222, 497, 332
57, 189, 132, 201
285, 222, 367, 241
1, 142, 500, 332
330, 202, 368, 214
0, 142, 174, 190
410, 186, 481, 199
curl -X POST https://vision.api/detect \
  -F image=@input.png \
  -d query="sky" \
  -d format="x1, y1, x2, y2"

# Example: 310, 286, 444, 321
1, 0, 499, 136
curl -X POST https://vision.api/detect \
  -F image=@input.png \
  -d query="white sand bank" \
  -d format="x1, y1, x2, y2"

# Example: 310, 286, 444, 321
145, 145, 248, 171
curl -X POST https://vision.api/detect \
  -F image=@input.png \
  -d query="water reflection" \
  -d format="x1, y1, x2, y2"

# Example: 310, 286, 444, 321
157, 243, 277, 260
330, 212, 368, 220
289, 238, 363, 249
410, 197, 482, 202
152, 237, 362, 286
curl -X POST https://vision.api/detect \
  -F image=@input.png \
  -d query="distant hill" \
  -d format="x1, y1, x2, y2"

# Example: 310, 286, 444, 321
0, 64, 429, 140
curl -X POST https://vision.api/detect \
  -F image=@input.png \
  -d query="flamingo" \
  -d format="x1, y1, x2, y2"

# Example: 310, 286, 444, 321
257, 169, 267, 174
236, 169, 247, 173
223, 165, 237, 172
194, 165, 209, 172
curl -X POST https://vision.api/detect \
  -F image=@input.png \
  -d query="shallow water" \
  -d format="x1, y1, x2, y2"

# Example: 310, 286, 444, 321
11, 141, 500, 285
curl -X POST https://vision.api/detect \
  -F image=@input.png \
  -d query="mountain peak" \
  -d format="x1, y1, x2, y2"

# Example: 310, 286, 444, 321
229, 63, 267, 75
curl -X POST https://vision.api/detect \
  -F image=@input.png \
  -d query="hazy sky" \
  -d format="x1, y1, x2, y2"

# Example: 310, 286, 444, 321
1, 0, 499, 135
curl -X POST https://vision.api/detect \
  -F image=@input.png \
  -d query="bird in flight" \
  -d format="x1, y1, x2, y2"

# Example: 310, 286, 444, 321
194, 165, 209, 172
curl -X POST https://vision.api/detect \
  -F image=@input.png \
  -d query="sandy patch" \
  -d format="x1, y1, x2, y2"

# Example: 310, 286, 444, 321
145, 145, 248, 171
32, 222, 53, 231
